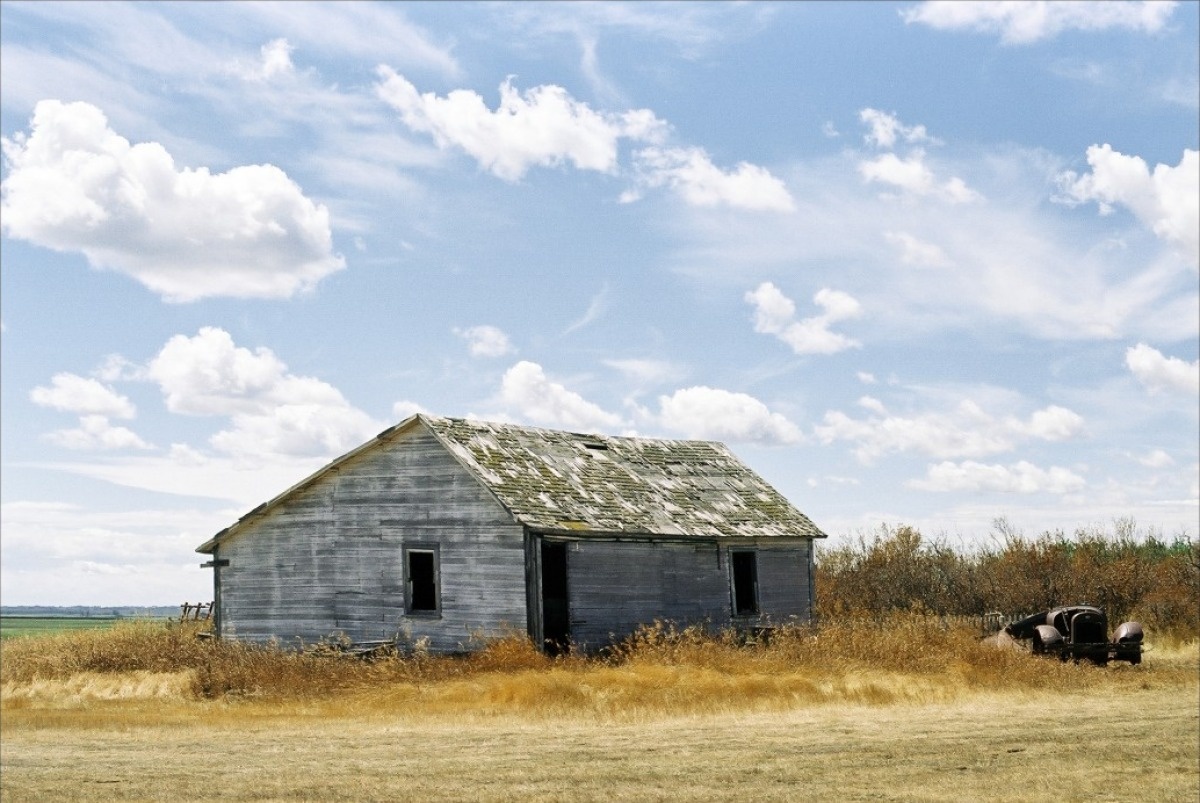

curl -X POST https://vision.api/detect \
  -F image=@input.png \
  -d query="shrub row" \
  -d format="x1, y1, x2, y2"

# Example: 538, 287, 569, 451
815, 519, 1199, 635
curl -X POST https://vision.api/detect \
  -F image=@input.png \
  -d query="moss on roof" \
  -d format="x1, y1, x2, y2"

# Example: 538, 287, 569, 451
425, 415, 826, 539
198, 414, 828, 554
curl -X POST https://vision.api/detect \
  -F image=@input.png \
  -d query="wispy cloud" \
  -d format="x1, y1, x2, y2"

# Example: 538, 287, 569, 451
603, 358, 685, 386
664, 144, 1196, 342
564, 285, 611, 334
816, 395, 1084, 464
901, 1, 1178, 44
909, 460, 1086, 494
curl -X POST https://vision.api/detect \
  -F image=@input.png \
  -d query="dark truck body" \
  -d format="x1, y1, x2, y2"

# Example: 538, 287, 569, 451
1004, 605, 1142, 666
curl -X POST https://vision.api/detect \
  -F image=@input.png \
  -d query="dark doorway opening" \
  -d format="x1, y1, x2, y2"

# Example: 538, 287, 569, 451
541, 541, 570, 653
731, 551, 759, 616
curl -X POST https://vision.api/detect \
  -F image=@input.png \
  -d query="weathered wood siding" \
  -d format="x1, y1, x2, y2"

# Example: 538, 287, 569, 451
217, 424, 527, 651
562, 539, 812, 649
754, 542, 813, 624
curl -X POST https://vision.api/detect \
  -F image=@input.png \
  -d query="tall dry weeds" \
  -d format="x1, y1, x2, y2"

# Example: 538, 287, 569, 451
3, 615, 1194, 719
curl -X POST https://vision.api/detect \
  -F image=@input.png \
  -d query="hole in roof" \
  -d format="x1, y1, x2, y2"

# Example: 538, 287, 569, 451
583, 442, 609, 451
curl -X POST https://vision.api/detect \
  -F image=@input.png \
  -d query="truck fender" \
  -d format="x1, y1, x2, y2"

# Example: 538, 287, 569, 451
1112, 621, 1143, 643
1032, 624, 1063, 654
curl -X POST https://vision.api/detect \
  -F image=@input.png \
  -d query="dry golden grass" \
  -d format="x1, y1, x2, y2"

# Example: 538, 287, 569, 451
2, 618, 1197, 801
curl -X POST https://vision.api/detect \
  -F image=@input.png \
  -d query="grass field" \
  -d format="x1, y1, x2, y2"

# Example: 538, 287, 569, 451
0, 616, 127, 640
1, 620, 1196, 801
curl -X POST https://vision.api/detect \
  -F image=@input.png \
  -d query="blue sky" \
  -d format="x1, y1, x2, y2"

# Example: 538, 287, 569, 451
1, 1, 1196, 605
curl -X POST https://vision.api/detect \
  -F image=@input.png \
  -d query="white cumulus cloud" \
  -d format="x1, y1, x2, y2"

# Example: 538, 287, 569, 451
497, 361, 624, 432
1056, 145, 1199, 267
0, 100, 344, 302
376, 68, 788, 212
231, 38, 295, 82
901, 1, 1177, 44
1125, 343, 1200, 395
745, 282, 862, 355
44, 415, 152, 451
656, 386, 803, 445
31, 373, 135, 418
376, 67, 666, 181
1026, 405, 1088, 440
909, 460, 1086, 494
145, 327, 382, 459
455, 325, 515, 358
859, 151, 982, 203
148, 328, 291, 416
860, 108, 934, 149
628, 146, 795, 211
855, 110, 980, 204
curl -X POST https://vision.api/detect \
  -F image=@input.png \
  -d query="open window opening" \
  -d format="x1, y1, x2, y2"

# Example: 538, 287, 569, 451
731, 550, 759, 616
405, 547, 439, 614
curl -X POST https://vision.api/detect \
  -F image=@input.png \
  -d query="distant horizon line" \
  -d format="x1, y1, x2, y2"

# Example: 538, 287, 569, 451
1, 604, 197, 611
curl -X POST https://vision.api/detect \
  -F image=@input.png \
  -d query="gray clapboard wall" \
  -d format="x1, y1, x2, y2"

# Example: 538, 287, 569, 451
216, 426, 527, 651
203, 414, 827, 653
564, 539, 812, 649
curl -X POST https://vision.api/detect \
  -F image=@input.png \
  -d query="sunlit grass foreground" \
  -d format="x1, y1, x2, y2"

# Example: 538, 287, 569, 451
3, 616, 1196, 719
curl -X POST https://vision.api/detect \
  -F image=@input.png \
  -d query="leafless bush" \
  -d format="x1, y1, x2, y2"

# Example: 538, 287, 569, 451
817, 519, 1198, 637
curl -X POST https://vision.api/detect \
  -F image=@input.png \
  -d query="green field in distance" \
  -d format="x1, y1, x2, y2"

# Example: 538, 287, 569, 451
0, 616, 151, 640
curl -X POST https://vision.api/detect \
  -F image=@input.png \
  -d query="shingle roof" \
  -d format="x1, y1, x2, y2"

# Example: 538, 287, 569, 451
424, 415, 826, 539
198, 414, 826, 553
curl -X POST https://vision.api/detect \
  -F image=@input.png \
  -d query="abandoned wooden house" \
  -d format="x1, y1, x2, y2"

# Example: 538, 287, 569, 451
196, 414, 828, 652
